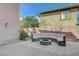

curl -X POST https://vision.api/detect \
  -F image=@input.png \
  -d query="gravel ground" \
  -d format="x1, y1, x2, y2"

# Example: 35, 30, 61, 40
0, 39, 79, 56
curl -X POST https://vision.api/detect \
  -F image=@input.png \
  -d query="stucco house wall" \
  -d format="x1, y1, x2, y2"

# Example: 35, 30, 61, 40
40, 8, 79, 38
0, 3, 19, 42
40, 12, 61, 31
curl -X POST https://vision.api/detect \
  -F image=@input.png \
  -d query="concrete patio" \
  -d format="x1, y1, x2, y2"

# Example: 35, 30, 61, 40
0, 39, 79, 56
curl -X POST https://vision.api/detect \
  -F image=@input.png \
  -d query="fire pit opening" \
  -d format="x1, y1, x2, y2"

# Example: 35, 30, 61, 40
39, 38, 51, 45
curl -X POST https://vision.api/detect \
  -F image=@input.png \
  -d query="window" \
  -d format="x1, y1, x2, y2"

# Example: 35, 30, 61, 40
77, 10, 79, 25
61, 10, 71, 20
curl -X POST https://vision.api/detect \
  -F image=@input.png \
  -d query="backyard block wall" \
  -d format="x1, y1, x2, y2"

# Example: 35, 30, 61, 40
0, 3, 19, 42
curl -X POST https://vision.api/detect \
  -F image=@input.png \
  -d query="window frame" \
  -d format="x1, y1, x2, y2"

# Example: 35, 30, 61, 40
77, 9, 79, 25
60, 10, 71, 20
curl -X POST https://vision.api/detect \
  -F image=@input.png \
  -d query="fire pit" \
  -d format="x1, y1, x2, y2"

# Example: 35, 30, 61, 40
40, 39, 51, 45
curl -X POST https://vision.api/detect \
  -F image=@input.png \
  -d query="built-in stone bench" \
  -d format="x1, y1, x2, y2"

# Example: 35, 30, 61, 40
32, 33, 66, 46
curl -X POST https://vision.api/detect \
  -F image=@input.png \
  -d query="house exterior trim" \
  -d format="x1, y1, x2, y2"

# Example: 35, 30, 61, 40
40, 4, 79, 14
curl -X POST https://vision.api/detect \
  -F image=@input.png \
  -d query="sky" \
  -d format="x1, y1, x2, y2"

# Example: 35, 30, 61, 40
20, 3, 74, 17
20, 3, 79, 22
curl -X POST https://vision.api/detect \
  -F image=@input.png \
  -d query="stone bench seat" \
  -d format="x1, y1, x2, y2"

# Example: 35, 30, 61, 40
32, 33, 66, 46
33, 33, 65, 41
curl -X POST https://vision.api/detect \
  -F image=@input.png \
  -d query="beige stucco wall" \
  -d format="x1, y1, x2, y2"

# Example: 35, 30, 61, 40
0, 3, 19, 41
40, 12, 61, 31
40, 9, 79, 38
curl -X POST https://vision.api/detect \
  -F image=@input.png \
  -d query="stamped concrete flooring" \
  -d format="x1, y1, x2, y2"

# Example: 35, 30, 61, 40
0, 39, 79, 56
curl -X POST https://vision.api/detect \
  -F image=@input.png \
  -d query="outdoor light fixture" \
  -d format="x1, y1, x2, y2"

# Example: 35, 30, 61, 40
5, 22, 8, 28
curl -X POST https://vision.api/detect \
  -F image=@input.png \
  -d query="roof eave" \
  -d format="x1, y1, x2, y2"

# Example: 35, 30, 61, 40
39, 4, 79, 14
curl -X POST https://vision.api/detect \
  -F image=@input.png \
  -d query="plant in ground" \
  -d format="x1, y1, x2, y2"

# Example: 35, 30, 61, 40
19, 31, 28, 41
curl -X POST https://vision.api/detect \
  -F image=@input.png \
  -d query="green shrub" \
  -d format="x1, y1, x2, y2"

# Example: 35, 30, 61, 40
19, 31, 28, 40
